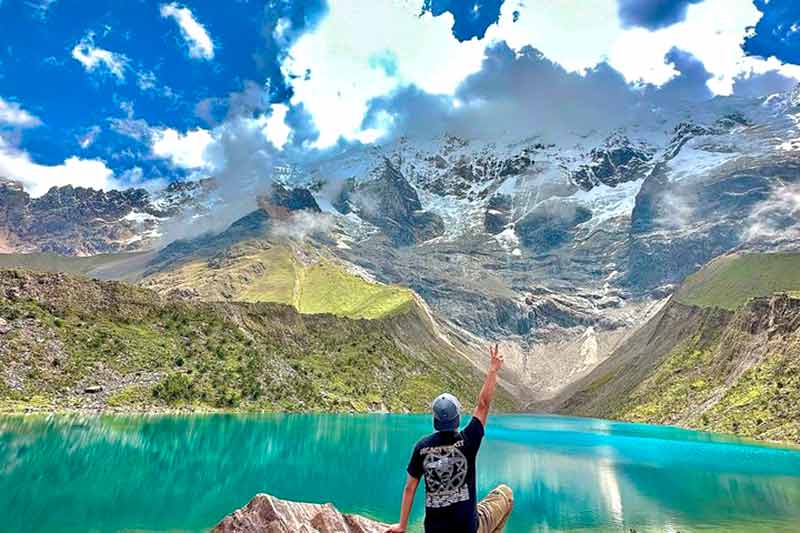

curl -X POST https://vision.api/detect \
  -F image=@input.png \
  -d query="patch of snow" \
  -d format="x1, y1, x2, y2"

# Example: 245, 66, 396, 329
779, 136, 800, 152
314, 195, 339, 214
579, 326, 600, 366
664, 145, 738, 183
496, 176, 519, 195
122, 211, 160, 224
573, 179, 643, 228
494, 227, 519, 253
417, 189, 483, 241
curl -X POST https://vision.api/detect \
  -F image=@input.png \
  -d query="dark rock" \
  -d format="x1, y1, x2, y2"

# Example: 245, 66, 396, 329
347, 159, 444, 246
264, 183, 321, 213
571, 134, 654, 190
84, 385, 104, 394
663, 122, 716, 160
516, 201, 592, 250
484, 194, 513, 235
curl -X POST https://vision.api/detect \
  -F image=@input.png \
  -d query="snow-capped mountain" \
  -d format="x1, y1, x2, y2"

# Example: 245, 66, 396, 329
3, 85, 800, 400
0, 178, 215, 255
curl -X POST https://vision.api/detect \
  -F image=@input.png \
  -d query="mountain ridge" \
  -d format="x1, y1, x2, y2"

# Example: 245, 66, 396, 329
2, 86, 800, 408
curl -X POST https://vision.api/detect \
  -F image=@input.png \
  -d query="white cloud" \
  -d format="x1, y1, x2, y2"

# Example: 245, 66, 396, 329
136, 70, 179, 100
71, 32, 128, 80
28, 0, 58, 20
284, 0, 800, 146
151, 127, 214, 169
264, 103, 291, 150
77, 125, 101, 149
282, 0, 486, 147
487, 1, 621, 73
136, 70, 158, 91
0, 137, 120, 197
160, 3, 214, 60
491, 0, 800, 93
0, 97, 41, 128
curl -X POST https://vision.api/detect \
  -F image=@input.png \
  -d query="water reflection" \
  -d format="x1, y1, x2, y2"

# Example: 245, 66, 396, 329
1, 414, 799, 533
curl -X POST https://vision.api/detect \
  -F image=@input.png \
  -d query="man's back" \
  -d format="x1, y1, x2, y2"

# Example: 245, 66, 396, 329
407, 417, 485, 532
386, 345, 512, 533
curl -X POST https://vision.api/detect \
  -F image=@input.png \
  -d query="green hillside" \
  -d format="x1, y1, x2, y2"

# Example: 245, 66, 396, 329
143, 242, 415, 319
556, 252, 800, 445
675, 253, 800, 310
0, 269, 513, 413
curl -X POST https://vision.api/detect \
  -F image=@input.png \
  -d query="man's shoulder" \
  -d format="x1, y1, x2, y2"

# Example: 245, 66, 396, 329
414, 432, 439, 449
460, 417, 485, 442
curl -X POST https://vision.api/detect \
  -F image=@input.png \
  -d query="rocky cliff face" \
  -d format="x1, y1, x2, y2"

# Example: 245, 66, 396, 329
334, 159, 444, 246
214, 493, 387, 533
0, 178, 213, 255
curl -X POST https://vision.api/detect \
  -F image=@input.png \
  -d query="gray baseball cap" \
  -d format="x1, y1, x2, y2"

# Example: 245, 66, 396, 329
432, 393, 461, 431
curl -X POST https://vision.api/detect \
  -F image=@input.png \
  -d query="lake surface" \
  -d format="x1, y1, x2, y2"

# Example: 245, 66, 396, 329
1, 414, 800, 532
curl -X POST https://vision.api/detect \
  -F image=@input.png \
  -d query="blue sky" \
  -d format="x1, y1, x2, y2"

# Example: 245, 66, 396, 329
0, 0, 799, 197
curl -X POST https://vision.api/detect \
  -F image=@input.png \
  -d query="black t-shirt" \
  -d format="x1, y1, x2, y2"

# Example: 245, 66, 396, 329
407, 417, 485, 533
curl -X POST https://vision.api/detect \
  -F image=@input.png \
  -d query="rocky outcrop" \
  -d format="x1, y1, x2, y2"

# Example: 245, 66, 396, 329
571, 134, 654, 190
484, 194, 512, 235
336, 160, 444, 246
259, 183, 321, 219
213, 493, 387, 533
627, 154, 800, 290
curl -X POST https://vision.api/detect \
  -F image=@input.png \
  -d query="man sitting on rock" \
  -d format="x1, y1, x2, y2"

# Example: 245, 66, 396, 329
386, 344, 514, 533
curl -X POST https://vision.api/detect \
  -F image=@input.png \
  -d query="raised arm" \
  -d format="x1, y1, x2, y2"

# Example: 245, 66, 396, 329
473, 343, 504, 427
385, 474, 420, 533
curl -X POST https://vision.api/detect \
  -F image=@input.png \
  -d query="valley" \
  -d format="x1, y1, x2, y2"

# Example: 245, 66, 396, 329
1, 85, 800, 443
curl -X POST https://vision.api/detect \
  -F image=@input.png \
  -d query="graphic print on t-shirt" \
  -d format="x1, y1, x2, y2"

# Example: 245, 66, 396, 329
421, 443, 469, 508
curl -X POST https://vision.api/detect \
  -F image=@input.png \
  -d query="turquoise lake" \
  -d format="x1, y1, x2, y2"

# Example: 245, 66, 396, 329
1, 414, 800, 532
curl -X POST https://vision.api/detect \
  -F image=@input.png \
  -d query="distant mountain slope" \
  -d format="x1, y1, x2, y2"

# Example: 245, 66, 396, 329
0, 251, 153, 282
0, 270, 514, 412
549, 253, 800, 444
142, 241, 415, 320
0, 178, 213, 255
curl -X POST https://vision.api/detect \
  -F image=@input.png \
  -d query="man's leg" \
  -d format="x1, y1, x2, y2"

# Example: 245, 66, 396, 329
477, 484, 514, 533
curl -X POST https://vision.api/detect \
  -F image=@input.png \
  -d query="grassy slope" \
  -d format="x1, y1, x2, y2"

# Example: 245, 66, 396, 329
675, 252, 800, 310
144, 243, 415, 320
612, 298, 800, 444
0, 270, 514, 413
559, 253, 800, 444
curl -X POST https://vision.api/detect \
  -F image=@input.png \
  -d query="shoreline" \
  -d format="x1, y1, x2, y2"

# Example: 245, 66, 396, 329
2, 404, 798, 450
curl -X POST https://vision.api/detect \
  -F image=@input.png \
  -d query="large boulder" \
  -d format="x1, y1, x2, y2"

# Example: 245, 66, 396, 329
213, 493, 388, 533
